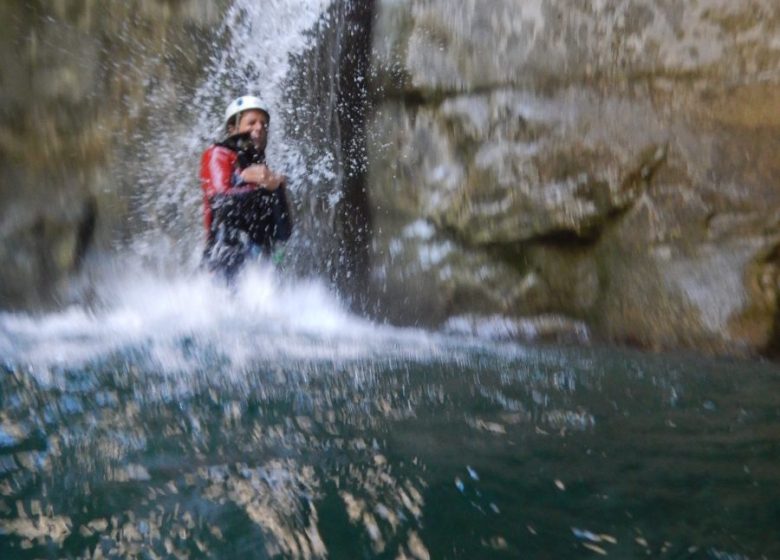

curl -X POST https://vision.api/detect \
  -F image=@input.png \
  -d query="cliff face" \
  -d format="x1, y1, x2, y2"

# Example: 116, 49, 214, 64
367, 0, 780, 355
0, 0, 226, 309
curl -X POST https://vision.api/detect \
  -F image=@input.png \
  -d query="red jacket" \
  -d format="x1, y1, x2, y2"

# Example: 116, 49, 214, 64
199, 145, 257, 232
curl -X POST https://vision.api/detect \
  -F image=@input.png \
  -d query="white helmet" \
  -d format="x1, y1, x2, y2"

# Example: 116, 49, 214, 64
224, 95, 270, 127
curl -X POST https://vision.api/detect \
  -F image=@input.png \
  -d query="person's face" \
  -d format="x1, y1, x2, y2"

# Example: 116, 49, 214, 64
235, 109, 269, 151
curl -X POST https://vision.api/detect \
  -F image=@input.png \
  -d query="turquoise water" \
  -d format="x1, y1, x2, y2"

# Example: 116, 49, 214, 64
1, 302, 778, 558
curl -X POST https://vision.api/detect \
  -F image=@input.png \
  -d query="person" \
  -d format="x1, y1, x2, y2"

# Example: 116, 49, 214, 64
199, 95, 293, 279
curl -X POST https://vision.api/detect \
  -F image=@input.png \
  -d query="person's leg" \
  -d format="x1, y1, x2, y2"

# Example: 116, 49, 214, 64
207, 196, 251, 280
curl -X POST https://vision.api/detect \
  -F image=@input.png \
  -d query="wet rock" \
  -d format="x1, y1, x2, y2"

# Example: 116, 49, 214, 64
368, 0, 780, 357
443, 313, 590, 344
374, 0, 780, 94
372, 90, 671, 245
0, 195, 96, 309
0, 0, 228, 310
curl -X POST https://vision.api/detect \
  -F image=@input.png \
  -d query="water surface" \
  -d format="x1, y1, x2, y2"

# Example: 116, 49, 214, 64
1, 268, 778, 558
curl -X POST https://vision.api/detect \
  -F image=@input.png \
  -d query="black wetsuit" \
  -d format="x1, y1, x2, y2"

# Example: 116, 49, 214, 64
201, 132, 292, 279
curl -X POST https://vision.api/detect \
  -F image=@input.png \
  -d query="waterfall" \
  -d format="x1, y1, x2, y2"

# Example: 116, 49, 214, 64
0, 0, 380, 370
129, 0, 371, 291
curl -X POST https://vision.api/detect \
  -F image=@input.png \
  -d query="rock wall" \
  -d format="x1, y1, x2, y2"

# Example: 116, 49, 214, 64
367, 0, 780, 355
0, 0, 226, 309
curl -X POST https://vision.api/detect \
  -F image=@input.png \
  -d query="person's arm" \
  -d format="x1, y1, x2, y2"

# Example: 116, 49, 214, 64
200, 146, 237, 197
200, 145, 239, 233
239, 164, 286, 191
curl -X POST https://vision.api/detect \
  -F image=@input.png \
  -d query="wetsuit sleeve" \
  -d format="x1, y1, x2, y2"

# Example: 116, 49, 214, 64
200, 146, 236, 197
199, 146, 238, 233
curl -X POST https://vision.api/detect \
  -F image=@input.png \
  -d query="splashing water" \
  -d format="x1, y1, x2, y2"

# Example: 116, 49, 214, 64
133, 0, 341, 271
0, 260, 464, 377
0, 0, 392, 373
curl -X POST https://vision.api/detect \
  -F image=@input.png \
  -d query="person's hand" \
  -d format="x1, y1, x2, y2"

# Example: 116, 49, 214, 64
240, 164, 285, 190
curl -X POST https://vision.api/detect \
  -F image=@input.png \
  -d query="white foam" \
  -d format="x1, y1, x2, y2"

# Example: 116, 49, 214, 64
0, 261, 455, 375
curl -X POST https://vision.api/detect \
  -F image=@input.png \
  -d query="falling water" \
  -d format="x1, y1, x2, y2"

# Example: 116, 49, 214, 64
0, 0, 385, 382
131, 0, 364, 281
